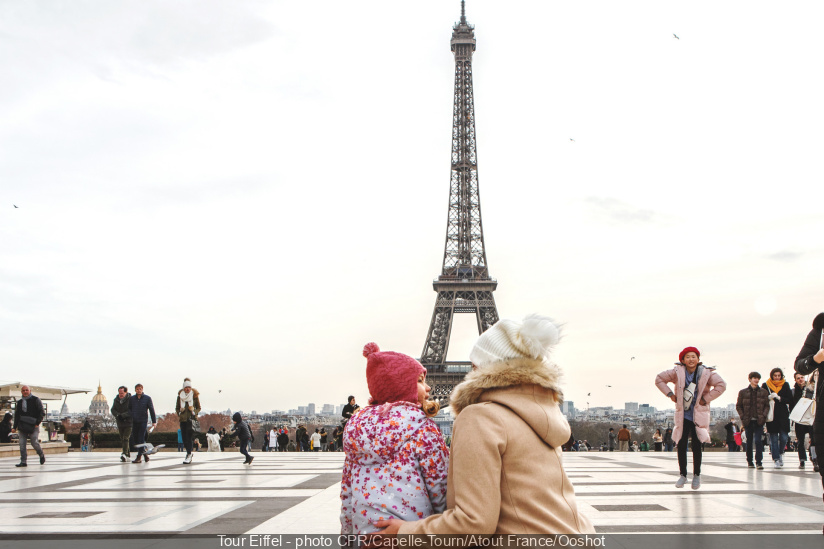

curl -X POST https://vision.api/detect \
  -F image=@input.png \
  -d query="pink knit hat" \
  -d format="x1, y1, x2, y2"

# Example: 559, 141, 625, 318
363, 342, 426, 406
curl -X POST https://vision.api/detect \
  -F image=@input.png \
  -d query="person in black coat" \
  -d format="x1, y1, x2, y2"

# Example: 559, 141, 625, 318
762, 367, 793, 468
110, 386, 133, 462
342, 396, 359, 424
0, 412, 12, 443
277, 430, 289, 452
12, 385, 46, 467
795, 313, 824, 492
129, 384, 157, 464
230, 412, 253, 464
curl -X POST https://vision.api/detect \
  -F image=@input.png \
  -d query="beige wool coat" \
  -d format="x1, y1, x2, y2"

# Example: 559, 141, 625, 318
398, 357, 595, 536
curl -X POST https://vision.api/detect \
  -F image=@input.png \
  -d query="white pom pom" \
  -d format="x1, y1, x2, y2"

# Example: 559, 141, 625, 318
518, 314, 561, 358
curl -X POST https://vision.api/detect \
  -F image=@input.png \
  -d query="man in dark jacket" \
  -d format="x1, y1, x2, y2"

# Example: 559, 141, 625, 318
129, 383, 156, 464
791, 372, 815, 470
736, 372, 769, 469
795, 313, 824, 494
724, 419, 739, 452
12, 385, 46, 467
110, 386, 133, 462
230, 412, 253, 464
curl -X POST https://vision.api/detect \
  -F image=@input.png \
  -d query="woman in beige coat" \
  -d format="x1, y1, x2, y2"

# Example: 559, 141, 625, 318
375, 314, 594, 536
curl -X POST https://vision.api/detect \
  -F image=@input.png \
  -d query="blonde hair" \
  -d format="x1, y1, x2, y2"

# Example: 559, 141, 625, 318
421, 399, 440, 418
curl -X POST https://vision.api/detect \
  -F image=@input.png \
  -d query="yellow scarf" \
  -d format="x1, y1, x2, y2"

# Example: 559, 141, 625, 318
766, 378, 785, 393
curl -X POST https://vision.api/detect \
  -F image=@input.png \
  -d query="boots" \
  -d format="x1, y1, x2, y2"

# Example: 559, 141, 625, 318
814, 458, 819, 472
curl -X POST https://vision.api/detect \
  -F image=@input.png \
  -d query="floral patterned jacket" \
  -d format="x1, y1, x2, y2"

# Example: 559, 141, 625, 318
339, 402, 449, 535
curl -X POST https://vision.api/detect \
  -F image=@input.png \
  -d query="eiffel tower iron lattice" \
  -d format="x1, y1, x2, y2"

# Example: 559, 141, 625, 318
420, 1, 499, 408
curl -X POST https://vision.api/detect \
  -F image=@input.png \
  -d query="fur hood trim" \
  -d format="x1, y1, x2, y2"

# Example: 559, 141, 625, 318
450, 357, 563, 416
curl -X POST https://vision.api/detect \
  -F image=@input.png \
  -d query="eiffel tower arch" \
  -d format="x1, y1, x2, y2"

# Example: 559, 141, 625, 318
420, 1, 499, 408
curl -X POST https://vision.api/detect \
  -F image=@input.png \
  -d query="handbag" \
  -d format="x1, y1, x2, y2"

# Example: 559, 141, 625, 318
733, 432, 743, 446
790, 372, 817, 426
767, 398, 775, 423
191, 418, 201, 433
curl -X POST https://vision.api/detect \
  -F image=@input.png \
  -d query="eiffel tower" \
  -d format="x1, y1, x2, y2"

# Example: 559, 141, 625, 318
420, 1, 499, 407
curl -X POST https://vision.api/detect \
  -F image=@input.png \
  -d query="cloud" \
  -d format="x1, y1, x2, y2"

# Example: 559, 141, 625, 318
583, 196, 660, 224
766, 250, 803, 262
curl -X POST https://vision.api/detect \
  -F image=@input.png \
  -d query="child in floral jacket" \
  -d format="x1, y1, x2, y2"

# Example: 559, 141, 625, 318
339, 343, 449, 535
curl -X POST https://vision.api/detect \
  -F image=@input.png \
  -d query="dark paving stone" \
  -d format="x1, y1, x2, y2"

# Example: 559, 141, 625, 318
195, 497, 307, 535
592, 504, 668, 511
21, 511, 104, 519
292, 473, 342, 489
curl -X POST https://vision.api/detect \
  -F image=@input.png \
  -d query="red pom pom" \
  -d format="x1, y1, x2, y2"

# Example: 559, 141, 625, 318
363, 342, 380, 358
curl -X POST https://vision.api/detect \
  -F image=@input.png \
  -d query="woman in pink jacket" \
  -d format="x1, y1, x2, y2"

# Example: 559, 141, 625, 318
655, 347, 726, 490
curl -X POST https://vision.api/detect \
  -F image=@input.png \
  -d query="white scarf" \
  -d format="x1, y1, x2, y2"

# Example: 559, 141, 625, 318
178, 389, 194, 410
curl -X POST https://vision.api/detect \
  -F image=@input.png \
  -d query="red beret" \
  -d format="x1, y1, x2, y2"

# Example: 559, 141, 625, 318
679, 346, 700, 363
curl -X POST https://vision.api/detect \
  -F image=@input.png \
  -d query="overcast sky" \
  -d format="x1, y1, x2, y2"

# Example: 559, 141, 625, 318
2, 0, 824, 416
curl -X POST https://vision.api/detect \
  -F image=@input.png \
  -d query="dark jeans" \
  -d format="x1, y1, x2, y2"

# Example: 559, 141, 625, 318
745, 420, 764, 465
815, 430, 824, 490
180, 421, 194, 454
677, 419, 702, 476
116, 421, 132, 456
131, 420, 148, 457
239, 438, 251, 460
796, 423, 813, 462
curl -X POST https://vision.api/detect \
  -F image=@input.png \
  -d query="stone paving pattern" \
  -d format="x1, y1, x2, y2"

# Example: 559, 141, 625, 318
2, 451, 823, 534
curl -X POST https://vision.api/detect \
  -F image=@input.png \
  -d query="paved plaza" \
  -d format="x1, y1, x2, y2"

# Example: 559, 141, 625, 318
1, 451, 823, 535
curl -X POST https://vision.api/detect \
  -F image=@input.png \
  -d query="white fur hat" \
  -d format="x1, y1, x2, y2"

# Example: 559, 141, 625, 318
469, 314, 561, 368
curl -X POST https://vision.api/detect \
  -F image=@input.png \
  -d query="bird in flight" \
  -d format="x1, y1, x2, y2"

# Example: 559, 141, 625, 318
570, 138, 575, 142
13, 205, 18, 208
218, 390, 222, 393
587, 392, 591, 397
631, 357, 635, 360
673, 34, 679, 39
605, 385, 612, 388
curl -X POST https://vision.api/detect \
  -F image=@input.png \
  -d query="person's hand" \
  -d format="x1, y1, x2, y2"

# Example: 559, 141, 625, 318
768, 392, 777, 400
814, 349, 824, 363
774, 395, 781, 401
11, 429, 15, 434
669, 394, 677, 403
699, 397, 707, 406
152, 423, 157, 428
372, 518, 403, 535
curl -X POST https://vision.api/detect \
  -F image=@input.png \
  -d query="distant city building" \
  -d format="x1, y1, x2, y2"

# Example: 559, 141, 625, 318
638, 404, 655, 416
322, 404, 335, 414
60, 402, 69, 416
560, 401, 576, 418
298, 406, 308, 415
308, 403, 315, 415
335, 404, 343, 416
625, 402, 639, 413
88, 383, 109, 417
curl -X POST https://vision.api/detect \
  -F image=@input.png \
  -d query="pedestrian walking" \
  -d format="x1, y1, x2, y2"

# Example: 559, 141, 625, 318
373, 314, 594, 536
320, 428, 328, 451
655, 346, 726, 489
129, 383, 156, 463
763, 368, 792, 468
791, 371, 815, 470
735, 372, 769, 469
110, 386, 132, 463
175, 378, 200, 464
607, 428, 616, 451
230, 412, 254, 465
340, 342, 449, 535
12, 385, 46, 467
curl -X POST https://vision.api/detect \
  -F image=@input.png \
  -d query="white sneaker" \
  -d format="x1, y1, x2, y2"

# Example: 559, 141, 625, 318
774, 460, 781, 469
691, 475, 701, 490
675, 475, 687, 488
183, 454, 193, 464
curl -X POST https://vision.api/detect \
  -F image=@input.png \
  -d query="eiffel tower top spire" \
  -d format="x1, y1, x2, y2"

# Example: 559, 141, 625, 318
460, 0, 466, 24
